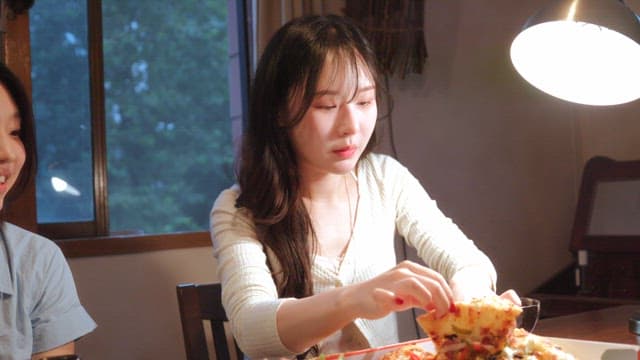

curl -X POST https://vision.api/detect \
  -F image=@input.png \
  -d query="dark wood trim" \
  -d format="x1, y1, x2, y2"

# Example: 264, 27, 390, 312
39, 221, 98, 239
88, 0, 109, 235
581, 236, 640, 253
56, 231, 212, 258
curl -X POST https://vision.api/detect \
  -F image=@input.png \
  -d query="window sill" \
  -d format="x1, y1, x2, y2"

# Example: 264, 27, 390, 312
55, 231, 211, 258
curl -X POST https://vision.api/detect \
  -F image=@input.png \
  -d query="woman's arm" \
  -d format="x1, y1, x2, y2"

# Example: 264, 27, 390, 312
383, 156, 498, 296
212, 188, 292, 357
449, 265, 496, 300
277, 260, 454, 353
32, 341, 75, 360
450, 266, 521, 305
382, 156, 521, 304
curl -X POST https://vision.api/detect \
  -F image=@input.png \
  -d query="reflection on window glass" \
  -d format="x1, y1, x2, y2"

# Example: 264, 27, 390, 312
30, 0, 235, 235
30, 0, 94, 223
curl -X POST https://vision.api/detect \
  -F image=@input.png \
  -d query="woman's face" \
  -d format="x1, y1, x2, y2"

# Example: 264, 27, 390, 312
289, 56, 377, 178
0, 84, 26, 210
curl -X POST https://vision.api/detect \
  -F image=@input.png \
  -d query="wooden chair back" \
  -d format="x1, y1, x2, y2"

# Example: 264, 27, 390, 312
176, 282, 244, 360
569, 156, 640, 298
530, 156, 640, 317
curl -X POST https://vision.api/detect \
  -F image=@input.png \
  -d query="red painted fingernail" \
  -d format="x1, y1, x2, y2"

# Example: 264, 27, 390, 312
449, 303, 457, 312
395, 297, 404, 305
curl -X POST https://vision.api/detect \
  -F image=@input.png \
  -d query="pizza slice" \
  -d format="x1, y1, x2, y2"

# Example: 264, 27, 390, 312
416, 296, 522, 358
380, 344, 436, 360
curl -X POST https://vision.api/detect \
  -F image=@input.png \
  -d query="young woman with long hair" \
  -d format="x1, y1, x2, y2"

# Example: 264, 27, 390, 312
211, 14, 518, 359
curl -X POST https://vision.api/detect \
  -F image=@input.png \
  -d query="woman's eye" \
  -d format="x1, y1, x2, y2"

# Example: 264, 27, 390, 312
356, 98, 374, 107
314, 104, 336, 110
10, 129, 21, 138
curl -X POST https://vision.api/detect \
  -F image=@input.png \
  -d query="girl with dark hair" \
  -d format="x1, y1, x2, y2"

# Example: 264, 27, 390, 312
0, 62, 96, 359
211, 14, 518, 358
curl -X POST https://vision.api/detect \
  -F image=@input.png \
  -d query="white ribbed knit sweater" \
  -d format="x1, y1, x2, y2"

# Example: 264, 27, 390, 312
210, 153, 497, 359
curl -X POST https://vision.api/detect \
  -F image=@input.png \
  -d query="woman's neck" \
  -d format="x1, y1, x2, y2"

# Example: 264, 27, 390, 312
300, 170, 357, 203
301, 170, 360, 259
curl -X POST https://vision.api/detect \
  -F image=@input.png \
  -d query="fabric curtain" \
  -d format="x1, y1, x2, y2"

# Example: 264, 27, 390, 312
252, 0, 345, 68
345, 0, 427, 79
250, 0, 427, 79
1, 0, 35, 36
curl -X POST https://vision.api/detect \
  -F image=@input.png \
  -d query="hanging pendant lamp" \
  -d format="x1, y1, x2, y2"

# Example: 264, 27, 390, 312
510, 0, 640, 106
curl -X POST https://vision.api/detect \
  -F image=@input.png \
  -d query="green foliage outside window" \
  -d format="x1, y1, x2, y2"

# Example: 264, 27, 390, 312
30, 0, 235, 235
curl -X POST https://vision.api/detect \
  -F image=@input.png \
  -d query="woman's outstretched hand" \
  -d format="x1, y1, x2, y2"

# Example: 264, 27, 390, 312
497, 288, 521, 306
278, 260, 455, 354
449, 266, 521, 306
349, 260, 455, 320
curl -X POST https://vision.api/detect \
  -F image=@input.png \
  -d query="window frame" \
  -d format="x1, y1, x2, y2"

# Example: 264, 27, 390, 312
2, 0, 250, 257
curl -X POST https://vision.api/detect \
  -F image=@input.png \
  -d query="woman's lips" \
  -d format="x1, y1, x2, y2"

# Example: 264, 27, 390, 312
333, 146, 357, 159
0, 175, 9, 193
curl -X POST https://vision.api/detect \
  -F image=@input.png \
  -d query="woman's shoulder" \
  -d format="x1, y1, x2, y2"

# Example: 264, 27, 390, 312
3, 222, 60, 252
212, 184, 241, 210
211, 184, 254, 228
359, 152, 408, 178
2, 222, 65, 271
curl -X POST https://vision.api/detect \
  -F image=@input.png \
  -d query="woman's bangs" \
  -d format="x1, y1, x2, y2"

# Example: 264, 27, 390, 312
325, 49, 373, 101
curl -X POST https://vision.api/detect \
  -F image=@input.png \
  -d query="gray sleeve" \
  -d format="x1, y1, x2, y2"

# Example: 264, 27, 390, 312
31, 246, 96, 353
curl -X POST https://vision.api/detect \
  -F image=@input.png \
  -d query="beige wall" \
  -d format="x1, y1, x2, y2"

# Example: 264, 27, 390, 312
67, 1, 640, 358
380, 0, 578, 295
576, 103, 640, 163
70, 247, 218, 359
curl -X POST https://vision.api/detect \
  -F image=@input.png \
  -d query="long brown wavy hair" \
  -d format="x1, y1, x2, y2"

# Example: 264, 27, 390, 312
236, 13, 388, 311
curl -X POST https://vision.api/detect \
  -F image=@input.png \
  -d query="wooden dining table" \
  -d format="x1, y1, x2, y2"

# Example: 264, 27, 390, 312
534, 305, 640, 345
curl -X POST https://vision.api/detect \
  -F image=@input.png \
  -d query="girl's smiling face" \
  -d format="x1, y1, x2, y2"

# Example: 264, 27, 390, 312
0, 84, 26, 210
289, 54, 377, 178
